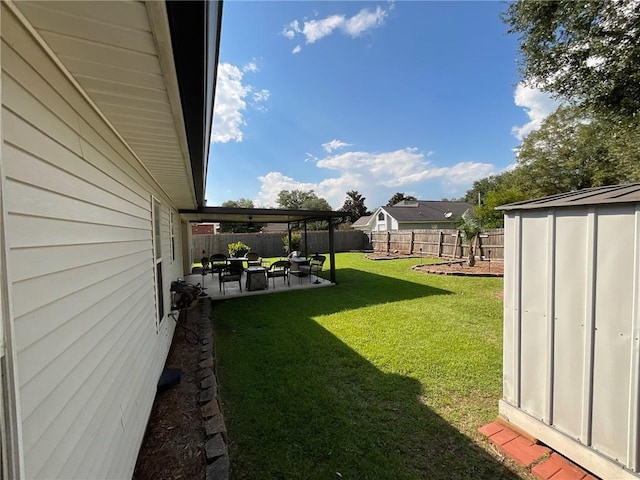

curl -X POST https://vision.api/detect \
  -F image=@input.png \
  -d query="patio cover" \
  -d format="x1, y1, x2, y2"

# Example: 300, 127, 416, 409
179, 207, 349, 283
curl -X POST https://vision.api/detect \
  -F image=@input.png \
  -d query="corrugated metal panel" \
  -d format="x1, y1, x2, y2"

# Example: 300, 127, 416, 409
519, 212, 549, 420
503, 199, 640, 475
2, 6, 181, 478
498, 183, 640, 211
552, 212, 589, 440
591, 207, 635, 462
502, 214, 518, 404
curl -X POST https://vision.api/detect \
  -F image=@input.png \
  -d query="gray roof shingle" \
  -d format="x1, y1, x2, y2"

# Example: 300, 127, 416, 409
383, 201, 473, 222
497, 183, 640, 211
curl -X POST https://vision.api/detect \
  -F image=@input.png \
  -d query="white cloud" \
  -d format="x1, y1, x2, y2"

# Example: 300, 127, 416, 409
211, 63, 269, 143
303, 15, 345, 44
256, 145, 496, 208
243, 62, 259, 73
283, 4, 391, 53
282, 20, 301, 40
511, 83, 561, 141
344, 6, 388, 37
255, 171, 365, 208
252, 89, 270, 106
322, 139, 352, 153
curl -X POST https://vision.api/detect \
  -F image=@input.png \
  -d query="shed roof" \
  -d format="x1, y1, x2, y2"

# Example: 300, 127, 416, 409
497, 183, 640, 211
382, 201, 472, 222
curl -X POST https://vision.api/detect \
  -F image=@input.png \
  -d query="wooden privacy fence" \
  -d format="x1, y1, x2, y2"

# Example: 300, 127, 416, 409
370, 228, 504, 260
192, 230, 367, 263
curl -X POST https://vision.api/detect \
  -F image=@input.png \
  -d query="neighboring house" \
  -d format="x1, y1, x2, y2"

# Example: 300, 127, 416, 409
365, 200, 473, 231
351, 215, 372, 232
498, 183, 640, 480
192, 223, 218, 236
0, 2, 220, 479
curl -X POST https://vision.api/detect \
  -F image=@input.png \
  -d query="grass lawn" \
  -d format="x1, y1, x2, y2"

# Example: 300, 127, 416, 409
212, 253, 529, 480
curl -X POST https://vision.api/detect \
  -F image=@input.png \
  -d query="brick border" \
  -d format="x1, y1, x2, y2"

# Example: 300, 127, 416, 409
195, 298, 230, 480
479, 420, 600, 480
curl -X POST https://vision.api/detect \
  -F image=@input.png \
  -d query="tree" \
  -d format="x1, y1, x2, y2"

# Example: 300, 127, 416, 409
221, 198, 254, 209
515, 105, 636, 197
339, 190, 370, 223
218, 198, 261, 233
503, 0, 640, 119
463, 174, 511, 205
277, 190, 318, 210
276, 189, 332, 230
475, 187, 527, 228
386, 192, 417, 207
455, 209, 482, 267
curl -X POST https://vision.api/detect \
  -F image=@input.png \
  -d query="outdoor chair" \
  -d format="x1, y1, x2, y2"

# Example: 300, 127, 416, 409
209, 253, 227, 279
219, 260, 243, 294
266, 260, 290, 289
298, 255, 326, 284
246, 252, 262, 267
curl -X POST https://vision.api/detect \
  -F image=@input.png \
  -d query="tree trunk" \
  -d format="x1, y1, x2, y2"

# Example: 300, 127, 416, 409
467, 243, 476, 267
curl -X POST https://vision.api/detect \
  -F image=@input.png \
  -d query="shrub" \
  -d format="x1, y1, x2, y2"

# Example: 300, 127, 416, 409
282, 232, 302, 253
228, 241, 250, 258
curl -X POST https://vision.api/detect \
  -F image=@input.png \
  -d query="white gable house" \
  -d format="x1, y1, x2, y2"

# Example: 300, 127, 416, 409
0, 1, 221, 478
366, 200, 473, 231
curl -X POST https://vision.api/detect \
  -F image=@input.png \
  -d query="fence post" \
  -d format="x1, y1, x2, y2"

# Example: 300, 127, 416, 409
453, 230, 460, 258
386, 231, 391, 253
410, 230, 415, 255
438, 231, 443, 257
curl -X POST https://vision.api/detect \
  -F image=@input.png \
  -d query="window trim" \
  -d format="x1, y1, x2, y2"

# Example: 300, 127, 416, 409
151, 197, 164, 327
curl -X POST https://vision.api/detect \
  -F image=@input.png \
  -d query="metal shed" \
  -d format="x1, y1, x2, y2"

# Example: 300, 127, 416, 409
497, 183, 640, 480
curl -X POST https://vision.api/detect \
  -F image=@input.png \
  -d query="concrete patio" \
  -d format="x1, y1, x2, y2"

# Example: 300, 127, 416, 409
185, 267, 333, 301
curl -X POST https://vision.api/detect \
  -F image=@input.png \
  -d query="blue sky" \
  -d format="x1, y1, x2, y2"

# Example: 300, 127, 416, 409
206, 1, 559, 211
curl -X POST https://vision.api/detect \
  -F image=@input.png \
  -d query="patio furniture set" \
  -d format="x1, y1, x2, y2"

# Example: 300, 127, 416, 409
200, 252, 326, 295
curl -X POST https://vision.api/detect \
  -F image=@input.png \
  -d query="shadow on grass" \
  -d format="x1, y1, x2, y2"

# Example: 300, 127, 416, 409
213, 269, 517, 479
213, 267, 455, 314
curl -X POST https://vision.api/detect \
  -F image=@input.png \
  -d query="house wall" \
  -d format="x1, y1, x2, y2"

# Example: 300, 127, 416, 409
502, 204, 640, 479
374, 210, 393, 231
1, 5, 183, 478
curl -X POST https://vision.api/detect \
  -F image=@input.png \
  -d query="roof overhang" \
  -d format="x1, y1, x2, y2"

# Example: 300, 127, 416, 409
166, 0, 222, 207
179, 207, 349, 225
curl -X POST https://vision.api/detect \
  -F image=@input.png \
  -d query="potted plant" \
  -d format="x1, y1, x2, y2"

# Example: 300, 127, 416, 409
228, 241, 250, 258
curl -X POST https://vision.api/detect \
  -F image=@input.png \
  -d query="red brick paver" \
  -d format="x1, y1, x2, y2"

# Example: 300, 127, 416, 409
501, 435, 551, 467
531, 453, 595, 480
479, 421, 600, 480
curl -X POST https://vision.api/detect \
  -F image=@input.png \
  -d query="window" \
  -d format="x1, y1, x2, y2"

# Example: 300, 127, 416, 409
152, 198, 164, 324
378, 212, 385, 221
170, 210, 175, 262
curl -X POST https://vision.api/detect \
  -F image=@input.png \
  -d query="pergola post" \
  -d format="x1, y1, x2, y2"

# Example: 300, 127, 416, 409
329, 217, 336, 284
303, 220, 308, 257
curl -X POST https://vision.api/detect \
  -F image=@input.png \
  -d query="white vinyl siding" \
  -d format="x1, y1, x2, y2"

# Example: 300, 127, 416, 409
1, 5, 182, 479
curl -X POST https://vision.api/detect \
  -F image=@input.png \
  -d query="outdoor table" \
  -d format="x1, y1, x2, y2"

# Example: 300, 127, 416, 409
288, 256, 309, 272
227, 257, 248, 268
245, 266, 267, 291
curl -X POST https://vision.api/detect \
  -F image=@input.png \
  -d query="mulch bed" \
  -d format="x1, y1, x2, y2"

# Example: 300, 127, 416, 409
365, 253, 504, 277
413, 259, 503, 277
133, 307, 206, 480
